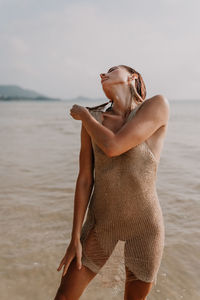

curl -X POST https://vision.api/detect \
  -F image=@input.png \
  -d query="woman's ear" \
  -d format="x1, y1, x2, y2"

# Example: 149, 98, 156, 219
132, 74, 138, 80
128, 74, 138, 83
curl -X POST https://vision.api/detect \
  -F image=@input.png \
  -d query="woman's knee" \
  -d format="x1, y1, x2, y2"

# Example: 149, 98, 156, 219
124, 279, 153, 300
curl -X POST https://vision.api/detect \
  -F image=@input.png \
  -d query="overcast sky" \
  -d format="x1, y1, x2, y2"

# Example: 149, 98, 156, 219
0, 0, 199, 100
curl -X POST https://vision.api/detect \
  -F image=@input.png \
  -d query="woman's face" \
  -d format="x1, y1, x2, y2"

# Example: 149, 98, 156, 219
100, 65, 130, 86
100, 65, 134, 100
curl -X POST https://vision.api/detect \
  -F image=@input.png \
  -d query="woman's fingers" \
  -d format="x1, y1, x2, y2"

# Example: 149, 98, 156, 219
57, 257, 65, 271
76, 251, 82, 270
57, 251, 71, 272
56, 242, 82, 276
76, 245, 82, 270
62, 256, 73, 277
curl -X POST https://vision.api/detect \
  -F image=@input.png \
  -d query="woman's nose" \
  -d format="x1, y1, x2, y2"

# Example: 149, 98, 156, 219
100, 73, 106, 78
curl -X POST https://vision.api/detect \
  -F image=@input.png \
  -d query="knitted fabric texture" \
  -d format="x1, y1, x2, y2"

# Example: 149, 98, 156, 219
80, 102, 165, 287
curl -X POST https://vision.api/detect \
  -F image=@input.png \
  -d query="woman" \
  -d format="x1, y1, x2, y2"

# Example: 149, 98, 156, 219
54, 65, 170, 300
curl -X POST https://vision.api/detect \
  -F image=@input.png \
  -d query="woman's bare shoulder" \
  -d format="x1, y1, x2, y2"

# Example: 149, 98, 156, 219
138, 95, 170, 123
145, 94, 170, 109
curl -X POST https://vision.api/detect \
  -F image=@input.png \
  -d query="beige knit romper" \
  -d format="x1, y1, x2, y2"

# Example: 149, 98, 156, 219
80, 101, 165, 285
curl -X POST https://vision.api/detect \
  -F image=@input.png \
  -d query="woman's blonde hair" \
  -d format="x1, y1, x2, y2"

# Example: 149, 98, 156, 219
86, 65, 146, 111
120, 64, 146, 103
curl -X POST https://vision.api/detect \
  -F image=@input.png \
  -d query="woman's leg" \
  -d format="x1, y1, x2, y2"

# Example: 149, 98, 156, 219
54, 227, 116, 300
54, 256, 97, 300
123, 266, 154, 300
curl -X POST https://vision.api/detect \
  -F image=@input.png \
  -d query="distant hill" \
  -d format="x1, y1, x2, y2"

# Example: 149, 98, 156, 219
0, 85, 60, 101
0, 84, 109, 102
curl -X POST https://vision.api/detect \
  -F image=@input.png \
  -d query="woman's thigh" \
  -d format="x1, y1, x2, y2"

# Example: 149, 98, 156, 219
54, 227, 116, 300
124, 266, 154, 300
54, 256, 97, 300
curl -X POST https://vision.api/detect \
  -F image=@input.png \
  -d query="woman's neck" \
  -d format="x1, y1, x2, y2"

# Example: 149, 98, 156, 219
108, 85, 137, 116
110, 97, 138, 118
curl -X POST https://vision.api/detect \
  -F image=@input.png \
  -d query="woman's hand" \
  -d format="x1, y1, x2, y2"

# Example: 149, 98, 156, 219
70, 104, 89, 120
57, 239, 82, 277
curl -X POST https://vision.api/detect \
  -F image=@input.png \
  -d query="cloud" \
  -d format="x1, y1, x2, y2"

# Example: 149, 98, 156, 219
0, 0, 199, 99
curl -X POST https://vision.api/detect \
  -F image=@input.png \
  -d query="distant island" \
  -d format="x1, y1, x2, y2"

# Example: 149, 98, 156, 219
0, 85, 106, 103
0, 85, 61, 101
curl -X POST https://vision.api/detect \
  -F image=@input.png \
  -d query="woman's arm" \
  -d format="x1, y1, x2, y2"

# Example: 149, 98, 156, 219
81, 95, 169, 157
70, 123, 94, 242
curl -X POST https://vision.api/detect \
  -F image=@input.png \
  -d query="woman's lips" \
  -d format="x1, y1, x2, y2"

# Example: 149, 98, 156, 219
101, 78, 108, 83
